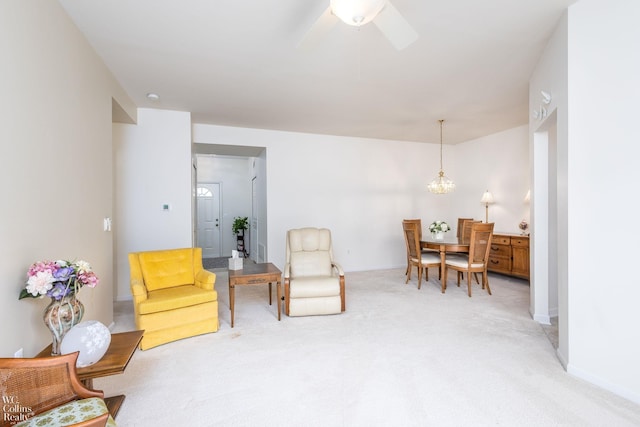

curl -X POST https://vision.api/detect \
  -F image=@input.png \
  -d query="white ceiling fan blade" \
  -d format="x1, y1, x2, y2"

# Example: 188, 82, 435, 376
297, 6, 338, 50
373, 1, 418, 50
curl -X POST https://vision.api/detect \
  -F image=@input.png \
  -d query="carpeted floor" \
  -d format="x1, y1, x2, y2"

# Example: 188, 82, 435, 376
101, 269, 640, 426
203, 257, 255, 269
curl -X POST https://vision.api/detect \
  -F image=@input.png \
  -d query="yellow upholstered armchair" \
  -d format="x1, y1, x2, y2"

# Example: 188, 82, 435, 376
128, 247, 218, 350
0, 352, 115, 427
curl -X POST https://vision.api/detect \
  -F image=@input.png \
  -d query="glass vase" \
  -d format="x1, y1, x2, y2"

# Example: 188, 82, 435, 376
43, 295, 84, 356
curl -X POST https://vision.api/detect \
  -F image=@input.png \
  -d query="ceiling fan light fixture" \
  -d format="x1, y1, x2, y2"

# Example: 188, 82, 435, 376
330, 0, 386, 27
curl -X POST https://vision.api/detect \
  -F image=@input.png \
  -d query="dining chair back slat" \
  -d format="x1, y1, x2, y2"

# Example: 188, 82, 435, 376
457, 217, 473, 239
461, 219, 482, 244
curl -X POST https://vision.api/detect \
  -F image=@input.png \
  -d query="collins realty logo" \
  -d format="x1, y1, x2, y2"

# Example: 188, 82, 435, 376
2, 395, 33, 423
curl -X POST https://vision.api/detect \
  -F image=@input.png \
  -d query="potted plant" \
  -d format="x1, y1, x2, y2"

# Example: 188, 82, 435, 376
429, 220, 450, 240
232, 217, 249, 257
232, 217, 248, 235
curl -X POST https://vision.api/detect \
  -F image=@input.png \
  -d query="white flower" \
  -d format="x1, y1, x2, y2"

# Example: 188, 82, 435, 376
429, 220, 450, 232
26, 271, 54, 296
75, 260, 92, 273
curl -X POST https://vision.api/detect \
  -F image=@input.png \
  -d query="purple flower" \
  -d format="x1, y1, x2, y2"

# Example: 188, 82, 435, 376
47, 282, 72, 300
53, 267, 74, 281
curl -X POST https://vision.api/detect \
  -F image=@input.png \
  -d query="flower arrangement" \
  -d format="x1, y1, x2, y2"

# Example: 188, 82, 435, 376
19, 260, 99, 301
429, 221, 451, 233
519, 219, 529, 235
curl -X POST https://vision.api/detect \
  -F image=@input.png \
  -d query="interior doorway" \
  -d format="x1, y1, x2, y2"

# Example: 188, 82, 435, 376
192, 144, 267, 266
531, 111, 561, 354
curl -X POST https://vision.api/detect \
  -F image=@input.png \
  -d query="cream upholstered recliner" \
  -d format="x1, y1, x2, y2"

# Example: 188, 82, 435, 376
128, 247, 218, 350
284, 227, 345, 316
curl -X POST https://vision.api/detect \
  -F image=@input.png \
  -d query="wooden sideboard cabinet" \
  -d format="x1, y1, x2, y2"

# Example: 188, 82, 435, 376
488, 233, 529, 280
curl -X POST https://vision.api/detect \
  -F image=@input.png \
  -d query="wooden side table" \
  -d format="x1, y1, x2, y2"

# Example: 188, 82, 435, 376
228, 263, 282, 327
37, 329, 143, 418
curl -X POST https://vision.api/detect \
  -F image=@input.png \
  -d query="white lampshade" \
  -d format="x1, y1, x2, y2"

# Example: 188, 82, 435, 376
330, 0, 386, 26
480, 190, 494, 204
61, 321, 111, 367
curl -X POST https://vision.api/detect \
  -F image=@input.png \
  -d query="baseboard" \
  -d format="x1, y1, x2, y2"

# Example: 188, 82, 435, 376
530, 309, 551, 325
556, 347, 567, 370
567, 363, 640, 405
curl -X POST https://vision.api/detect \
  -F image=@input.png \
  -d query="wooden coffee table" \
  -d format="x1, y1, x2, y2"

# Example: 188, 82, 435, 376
38, 329, 143, 418
228, 262, 282, 327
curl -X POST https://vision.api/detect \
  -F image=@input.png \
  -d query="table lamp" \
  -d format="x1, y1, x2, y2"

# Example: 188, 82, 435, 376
61, 321, 111, 367
481, 190, 494, 223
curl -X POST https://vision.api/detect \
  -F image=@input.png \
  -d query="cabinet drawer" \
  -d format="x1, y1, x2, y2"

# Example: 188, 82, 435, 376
512, 237, 529, 247
492, 236, 511, 245
490, 244, 510, 257
488, 256, 511, 272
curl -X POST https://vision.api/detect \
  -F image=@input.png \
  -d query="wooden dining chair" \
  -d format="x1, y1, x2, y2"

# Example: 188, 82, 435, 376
460, 219, 482, 284
401, 219, 437, 277
443, 222, 495, 297
402, 220, 441, 289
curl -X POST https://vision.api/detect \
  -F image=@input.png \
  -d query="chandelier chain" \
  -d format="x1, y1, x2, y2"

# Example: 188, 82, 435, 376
428, 119, 455, 194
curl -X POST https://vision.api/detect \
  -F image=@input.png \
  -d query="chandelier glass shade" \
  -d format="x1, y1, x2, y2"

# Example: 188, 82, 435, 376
428, 119, 455, 194
330, 0, 386, 26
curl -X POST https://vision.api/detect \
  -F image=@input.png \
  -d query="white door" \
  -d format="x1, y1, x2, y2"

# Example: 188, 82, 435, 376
196, 183, 221, 258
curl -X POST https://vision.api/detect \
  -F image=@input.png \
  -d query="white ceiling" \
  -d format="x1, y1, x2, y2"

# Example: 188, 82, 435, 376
59, 0, 576, 144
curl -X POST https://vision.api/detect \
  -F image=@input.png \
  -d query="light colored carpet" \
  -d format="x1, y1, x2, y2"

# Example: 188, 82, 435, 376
100, 269, 640, 426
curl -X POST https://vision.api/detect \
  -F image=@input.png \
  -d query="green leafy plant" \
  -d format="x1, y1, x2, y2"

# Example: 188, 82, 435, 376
232, 217, 249, 235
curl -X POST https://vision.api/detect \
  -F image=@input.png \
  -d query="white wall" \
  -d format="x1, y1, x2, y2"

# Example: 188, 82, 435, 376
196, 156, 253, 257
530, 0, 640, 404
452, 126, 530, 232
0, 0, 134, 357
193, 124, 529, 273
565, 0, 640, 404
113, 109, 192, 301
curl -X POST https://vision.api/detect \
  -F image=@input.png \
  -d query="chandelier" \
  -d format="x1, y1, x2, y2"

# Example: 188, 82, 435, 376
427, 119, 456, 194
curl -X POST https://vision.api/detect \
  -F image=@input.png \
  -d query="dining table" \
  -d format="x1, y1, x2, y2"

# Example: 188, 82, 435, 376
421, 234, 469, 293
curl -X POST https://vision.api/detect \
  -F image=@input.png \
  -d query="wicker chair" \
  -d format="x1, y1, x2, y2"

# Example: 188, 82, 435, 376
443, 222, 495, 297
0, 352, 115, 426
403, 220, 441, 289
